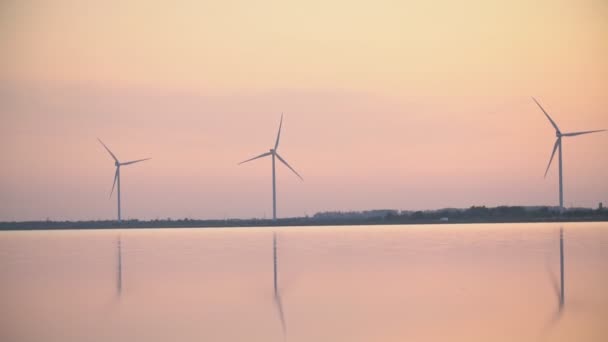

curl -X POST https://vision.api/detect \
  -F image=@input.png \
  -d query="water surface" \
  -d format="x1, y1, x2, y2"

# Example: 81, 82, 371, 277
1, 223, 607, 341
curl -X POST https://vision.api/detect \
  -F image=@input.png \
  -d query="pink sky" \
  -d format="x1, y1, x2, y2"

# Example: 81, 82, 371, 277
1, 0, 607, 221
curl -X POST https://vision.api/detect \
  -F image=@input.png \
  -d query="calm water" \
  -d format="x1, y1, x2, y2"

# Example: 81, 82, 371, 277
1, 223, 607, 342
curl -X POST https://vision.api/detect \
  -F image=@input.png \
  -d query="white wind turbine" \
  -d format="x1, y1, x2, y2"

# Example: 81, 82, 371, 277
98, 139, 151, 222
239, 114, 303, 220
532, 98, 605, 211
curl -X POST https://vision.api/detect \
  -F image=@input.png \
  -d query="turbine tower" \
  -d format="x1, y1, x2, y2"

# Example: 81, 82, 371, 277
98, 139, 151, 222
239, 114, 303, 220
532, 98, 605, 212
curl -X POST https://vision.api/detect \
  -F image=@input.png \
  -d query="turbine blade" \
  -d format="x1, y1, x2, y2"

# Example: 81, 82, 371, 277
275, 153, 303, 181
532, 97, 560, 132
121, 158, 151, 166
275, 113, 284, 150
238, 152, 272, 165
110, 168, 119, 198
544, 139, 560, 178
98, 138, 119, 163
562, 129, 606, 137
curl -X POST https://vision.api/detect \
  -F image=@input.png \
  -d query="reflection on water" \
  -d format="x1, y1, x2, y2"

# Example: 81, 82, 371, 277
117, 236, 122, 297
559, 228, 565, 310
1, 223, 607, 342
544, 228, 564, 332
273, 232, 287, 339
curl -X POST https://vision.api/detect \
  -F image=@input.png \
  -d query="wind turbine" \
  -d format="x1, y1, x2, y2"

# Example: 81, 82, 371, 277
239, 114, 303, 220
532, 98, 605, 212
98, 139, 151, 222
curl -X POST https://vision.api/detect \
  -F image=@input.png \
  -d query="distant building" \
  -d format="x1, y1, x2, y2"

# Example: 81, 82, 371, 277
439, 217, 449, 222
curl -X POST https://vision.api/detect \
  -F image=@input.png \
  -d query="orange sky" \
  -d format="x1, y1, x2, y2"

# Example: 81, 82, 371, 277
1, 0, 607, 220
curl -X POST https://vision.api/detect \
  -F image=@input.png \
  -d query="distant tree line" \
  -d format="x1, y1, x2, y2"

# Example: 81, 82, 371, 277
1, 205, 607, 230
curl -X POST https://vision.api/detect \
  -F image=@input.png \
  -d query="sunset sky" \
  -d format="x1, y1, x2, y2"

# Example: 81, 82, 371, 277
1, 0, 607, 221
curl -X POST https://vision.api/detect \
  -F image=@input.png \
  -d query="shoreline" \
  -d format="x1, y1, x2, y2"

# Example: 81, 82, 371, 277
1, 216, 607, 231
